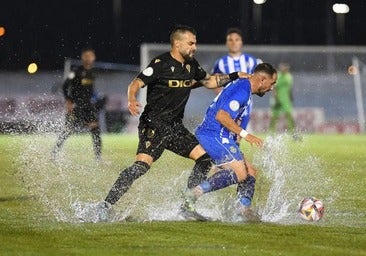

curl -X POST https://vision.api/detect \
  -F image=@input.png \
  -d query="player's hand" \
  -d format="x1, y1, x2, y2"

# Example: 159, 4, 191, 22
237, 72, 252, 79
66, 100, 74, 113
128, 100, 142, 116
244, 134, 263, 147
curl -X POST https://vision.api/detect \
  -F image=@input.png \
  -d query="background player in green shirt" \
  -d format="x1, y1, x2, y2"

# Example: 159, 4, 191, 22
269, 63, 295, 133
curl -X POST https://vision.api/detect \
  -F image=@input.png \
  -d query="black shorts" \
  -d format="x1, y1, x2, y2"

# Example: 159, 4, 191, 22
137, 119, 199, 161
66, 106, 98, 128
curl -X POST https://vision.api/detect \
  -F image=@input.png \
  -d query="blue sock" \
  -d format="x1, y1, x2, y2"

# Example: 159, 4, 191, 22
237, 175, 256, 206
199, 169, 239, 193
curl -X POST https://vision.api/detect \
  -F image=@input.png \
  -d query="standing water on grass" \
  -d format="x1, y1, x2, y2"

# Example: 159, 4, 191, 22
15, 133, 342, 225
254, 134, 335, 223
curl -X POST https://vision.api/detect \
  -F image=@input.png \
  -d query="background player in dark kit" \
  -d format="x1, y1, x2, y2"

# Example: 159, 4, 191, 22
52, 47, 103, 161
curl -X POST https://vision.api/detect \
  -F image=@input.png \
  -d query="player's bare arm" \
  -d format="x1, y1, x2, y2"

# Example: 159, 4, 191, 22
127, 78, 144, 116
216, 109, 263, 147
198, 72, 252, 89
66, 99, 74, 113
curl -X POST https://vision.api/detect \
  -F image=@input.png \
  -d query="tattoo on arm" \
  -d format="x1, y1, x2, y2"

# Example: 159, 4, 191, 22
216, 74, 231, 88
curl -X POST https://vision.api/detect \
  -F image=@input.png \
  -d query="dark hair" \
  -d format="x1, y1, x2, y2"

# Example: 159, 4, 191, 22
254, 63, 277, 76
226, 27, 243, 39
170, 25, 197, 45
81, 46, 95, 54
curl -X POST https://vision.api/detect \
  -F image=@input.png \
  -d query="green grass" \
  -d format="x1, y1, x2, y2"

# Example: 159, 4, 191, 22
1, 134, 366, 255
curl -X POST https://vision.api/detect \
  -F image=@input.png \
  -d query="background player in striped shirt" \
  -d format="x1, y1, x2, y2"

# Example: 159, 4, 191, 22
212, 28, 259, 88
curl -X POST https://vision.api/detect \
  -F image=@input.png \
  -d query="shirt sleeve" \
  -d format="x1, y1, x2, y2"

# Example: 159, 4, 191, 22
192, 58, 207, 81
250, 58, 257, 74
217, 82, 250, 119
63, 68, 77, 101
136, 58, 162, 86
239, 115, 250, 130
287, 73, 294, 88
212, 59, 222, 74
239, 102, 252, 129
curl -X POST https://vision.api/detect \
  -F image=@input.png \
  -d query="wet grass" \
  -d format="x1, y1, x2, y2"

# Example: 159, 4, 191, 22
1, 134, 366, 255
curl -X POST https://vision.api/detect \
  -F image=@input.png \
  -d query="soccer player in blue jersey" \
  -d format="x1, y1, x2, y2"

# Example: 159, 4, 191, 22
212, 28, 262, 217
182, 63, 277, 221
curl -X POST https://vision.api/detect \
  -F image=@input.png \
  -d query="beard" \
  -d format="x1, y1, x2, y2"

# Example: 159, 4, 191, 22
181, 50, 195, 61
257, 92, 265, 97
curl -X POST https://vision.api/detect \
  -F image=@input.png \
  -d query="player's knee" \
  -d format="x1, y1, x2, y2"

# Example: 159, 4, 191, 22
246, 163, 257, 177
234, 169, 247, 182
135, 153, 154, 166
90, 126, 101, 135
89, 122, 99, 130
189, 144, 206, 160
245, 161, 257, 177
248, 167, 257, 178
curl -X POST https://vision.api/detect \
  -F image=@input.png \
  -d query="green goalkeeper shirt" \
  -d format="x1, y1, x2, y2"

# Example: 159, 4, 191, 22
275, 71, 293, 105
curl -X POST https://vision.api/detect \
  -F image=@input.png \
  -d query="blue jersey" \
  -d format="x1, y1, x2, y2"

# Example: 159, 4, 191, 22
212, 53, 258, 129
196, 79, 252, 140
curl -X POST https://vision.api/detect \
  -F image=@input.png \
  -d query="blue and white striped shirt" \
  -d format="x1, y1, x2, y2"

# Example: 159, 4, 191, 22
212, 53, 259, 74
212, 53, 260, 130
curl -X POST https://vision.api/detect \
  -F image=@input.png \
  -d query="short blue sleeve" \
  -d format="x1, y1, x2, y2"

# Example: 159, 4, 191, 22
212, 59, 222, 74
217, 80, 251, 119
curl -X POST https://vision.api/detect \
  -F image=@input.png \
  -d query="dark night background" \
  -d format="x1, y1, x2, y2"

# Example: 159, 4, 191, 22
0, 0, 365, 70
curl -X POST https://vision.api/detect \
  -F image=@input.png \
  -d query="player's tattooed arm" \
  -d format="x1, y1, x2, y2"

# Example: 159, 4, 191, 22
216, 74, 232, 87
199, 72, 252, 89
198, 74, 231, 89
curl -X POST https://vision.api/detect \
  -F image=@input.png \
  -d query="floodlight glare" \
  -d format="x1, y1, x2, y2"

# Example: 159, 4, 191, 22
253, 0, 266, 5
0, 26, 5, 37
27, 63, 38, 74
332, 3, 350, 14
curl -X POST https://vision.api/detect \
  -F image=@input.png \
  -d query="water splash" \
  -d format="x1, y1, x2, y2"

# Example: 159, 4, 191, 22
254, 134, 336, 224
258, 135, 292, 222
14, 131, 360, 226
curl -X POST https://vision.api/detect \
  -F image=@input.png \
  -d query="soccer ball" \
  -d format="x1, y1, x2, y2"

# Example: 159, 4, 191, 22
298, 197, 324, 221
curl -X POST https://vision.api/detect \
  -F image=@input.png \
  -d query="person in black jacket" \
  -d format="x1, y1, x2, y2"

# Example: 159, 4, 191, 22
52, 47, 102, 161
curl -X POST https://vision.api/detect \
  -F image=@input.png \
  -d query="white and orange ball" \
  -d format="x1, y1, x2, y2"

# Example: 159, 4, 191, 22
298, 197, 324, 221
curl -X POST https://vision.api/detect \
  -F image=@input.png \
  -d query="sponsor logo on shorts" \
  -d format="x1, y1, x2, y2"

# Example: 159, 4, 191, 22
230, 146, 237, 153
145, 141, 151, 149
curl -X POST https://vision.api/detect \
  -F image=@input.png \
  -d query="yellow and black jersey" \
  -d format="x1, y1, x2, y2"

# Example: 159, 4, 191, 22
137, 52, 207, 124
63, 65, 97, 108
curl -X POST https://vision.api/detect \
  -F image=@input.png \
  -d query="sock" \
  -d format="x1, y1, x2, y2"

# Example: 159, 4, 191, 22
91, 127, 102, 159
187, 153, 212, 189
199, 169, 239, 194
236, 175, 256, 207
53, 128, 72, 154
105, 161, 150, 205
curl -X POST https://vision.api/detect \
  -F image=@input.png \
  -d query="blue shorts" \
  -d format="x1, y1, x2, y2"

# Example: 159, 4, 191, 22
195, 131, 243, 166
